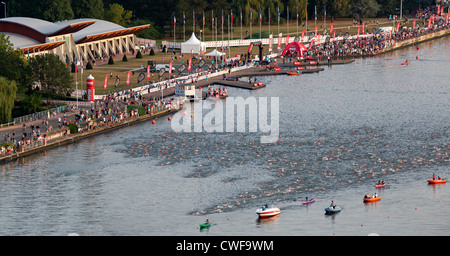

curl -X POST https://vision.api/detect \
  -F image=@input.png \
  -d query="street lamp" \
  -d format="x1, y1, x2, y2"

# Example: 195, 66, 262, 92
1, 1, 6, 18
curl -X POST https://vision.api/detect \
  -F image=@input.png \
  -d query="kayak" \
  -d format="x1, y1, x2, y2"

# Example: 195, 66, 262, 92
302, 198, 316, 205
428, 179, 446, 184
375, 183, 387, 188
256, 207, 281, 218
324, 206, 341, 214
363, 197, 381, 202
199, 223, 211, 229
401, 62, 409, 65
287, 72, 302, 75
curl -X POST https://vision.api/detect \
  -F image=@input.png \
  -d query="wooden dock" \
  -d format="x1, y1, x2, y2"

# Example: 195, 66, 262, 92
278, 58, 355, 68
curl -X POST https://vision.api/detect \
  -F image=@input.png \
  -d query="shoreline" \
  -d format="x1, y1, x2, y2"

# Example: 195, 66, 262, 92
0, 108, 180, 164
2, 27, 450, 165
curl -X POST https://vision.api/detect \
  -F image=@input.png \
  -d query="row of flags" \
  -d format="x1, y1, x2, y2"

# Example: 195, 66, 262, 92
102, 58, 193, 89
172, 6, 318, 27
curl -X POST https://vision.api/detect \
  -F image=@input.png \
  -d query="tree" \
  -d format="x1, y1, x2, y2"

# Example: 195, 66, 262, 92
350, 0, 380, 19
22, 93, 43, 114
108, 56, 115, 65
0, 77, 17, 124
28, 54, 73, 101
71, 0, 104, 19
0, 33, 29, 92
42, 0, 74, 22
331, 0, 351, 18
104, 3, 133, 26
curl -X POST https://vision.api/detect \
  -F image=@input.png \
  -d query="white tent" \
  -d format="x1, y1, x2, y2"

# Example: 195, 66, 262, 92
181, 32, 206, 54
205, 49, 225, 57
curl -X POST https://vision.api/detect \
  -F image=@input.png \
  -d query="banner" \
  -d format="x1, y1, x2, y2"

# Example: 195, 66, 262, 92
362, 23, 365, 34
104, 75, 108, 90
187, 57, 192, 71
330, 22, 334, 33
301, 30, 305, 42
277, 33, 282, 50
169, 61, 173, 75
268, 34, 273, 52
314, 26, 318, 36
286, 34, 290, 45
396, 22, 400, 32
357, 26, 360, 38
126, 71, 131, 86
147, 65, 151, 79
428, 18, 432, 28
333, 30, 336, 40
413, 19, 416, 29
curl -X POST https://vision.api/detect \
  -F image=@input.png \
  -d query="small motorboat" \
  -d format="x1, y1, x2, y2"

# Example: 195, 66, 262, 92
363, 197, 381, 203
287, 71, 302, 75
324, 206, 341, 214
427, 179, 446, 184
256, 206, 281, 218
375, 182, 387, 188
302, 198, 316, 205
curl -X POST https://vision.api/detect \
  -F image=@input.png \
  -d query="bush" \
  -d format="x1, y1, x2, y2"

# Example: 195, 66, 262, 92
150, 48, 155, 55
127, 104, 146, 116
67, 123, 78, 134
86, 61, 93, 69
108, 56, 114, 65
136, 50, 143, 58
122, 54, 128, 62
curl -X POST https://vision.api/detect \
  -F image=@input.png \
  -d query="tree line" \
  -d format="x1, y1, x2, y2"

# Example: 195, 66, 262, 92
0, 34, 73, 123
6, 0, 436, 40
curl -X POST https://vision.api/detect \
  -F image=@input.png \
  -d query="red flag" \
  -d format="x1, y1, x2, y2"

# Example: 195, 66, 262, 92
301, 30, 305, 41
286, 34, 290, 45
362, 22, 365, 34
104, 75, 108, 90
314, 26, 318, 36
357, 26, 360, 38
437, 5, 441, 15
428, 18, 432, 28
169, 61, 173, 75
333, 30, 336, 40
330, 22, 334, 33
317, 34, 321, 44
413, 19, 416, 29
188, 57, 192, 71
396, 22, 400, 32
231, 9, 233, 24
441, 6, 444, 16
432, 14, 435, 24
126, 71, 131, 86
147, 65, 151, 79
309, 39, 315, 48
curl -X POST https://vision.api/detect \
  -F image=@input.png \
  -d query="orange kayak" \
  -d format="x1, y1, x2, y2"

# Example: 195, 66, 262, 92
287, 72, 302, 75
428, 179, 446, 184
363, 197, 381, 202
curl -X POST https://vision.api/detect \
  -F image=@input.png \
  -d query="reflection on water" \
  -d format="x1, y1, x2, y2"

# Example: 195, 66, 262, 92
0, 37, 450, 235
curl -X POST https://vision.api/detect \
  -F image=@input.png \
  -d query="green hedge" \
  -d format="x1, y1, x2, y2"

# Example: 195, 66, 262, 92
127, 104, 146, 116
67, 123, 78, 134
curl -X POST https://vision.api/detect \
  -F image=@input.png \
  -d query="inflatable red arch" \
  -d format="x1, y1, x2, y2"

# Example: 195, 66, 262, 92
281, 42, 308, 57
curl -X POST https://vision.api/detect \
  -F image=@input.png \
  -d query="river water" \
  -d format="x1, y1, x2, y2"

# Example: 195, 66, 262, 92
1, 38, 449, 236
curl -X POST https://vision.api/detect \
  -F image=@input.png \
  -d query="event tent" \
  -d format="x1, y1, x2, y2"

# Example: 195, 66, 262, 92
181, 32, 206, 54
204, 49, 225, 57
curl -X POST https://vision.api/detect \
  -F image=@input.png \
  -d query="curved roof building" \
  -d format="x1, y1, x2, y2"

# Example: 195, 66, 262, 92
0, 17, 149, 63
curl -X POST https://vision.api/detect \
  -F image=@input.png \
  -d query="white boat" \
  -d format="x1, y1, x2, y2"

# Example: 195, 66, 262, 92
256, 206, 281, 218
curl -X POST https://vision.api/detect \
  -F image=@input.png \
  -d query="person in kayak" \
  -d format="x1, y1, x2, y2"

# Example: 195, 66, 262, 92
204, 219, 210, 225
330, 201, 337, 209
433, 174, 436, 180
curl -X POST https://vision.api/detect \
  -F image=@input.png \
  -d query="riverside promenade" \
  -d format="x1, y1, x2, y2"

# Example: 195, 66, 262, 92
2, 25, 450, 164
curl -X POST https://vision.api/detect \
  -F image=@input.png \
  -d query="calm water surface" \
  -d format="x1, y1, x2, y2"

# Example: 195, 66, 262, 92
1, 38, 450, 236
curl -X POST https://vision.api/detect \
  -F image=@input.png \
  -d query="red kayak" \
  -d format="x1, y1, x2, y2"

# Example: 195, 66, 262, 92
375, 183, 386, 188
401, 62, 409, 65
428, 179, 446, 184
